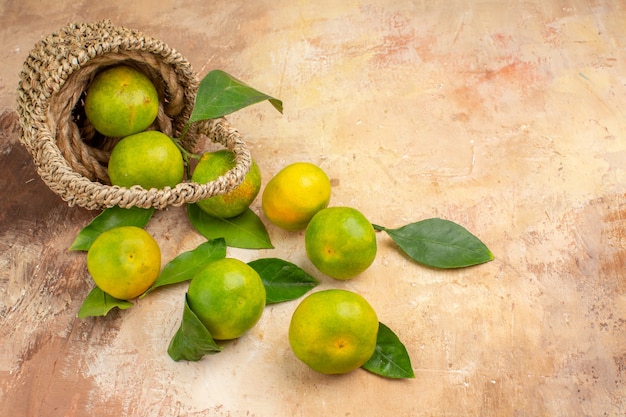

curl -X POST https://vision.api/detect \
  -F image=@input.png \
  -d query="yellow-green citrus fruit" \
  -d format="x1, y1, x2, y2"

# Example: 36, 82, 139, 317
289, 289, 379, 375
191, 150, 261, 218
87, 226, 161, 300
262, 162, 331, 231
108, 130, 184, 189
84, 65, 159, 138
305, 206, 377, 280
186, 258, 266, 340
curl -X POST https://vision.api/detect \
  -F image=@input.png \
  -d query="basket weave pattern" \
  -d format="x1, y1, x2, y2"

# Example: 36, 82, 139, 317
16, 20, 252, 210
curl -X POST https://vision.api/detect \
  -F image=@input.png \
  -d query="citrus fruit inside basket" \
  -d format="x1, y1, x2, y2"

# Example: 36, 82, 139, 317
262, 162, 331, 231
107, 130, 184, 189
305, 206, 377, 279
186, 258, 266, 340
84, 65, 159, 138
191, 149, 261, 218
289, 289, 379, 374
87, 226, 161, 300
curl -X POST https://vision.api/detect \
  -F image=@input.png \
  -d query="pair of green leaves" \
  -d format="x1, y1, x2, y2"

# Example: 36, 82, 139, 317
70, 208, 227, 318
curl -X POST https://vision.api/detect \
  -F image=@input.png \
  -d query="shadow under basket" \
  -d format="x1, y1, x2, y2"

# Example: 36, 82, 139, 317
16, 20, 252, 210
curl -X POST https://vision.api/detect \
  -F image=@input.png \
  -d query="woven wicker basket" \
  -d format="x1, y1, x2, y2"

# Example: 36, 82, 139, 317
16, 20, 252, 210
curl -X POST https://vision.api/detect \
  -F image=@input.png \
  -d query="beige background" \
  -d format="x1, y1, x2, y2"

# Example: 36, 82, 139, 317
1, 0, 625, 416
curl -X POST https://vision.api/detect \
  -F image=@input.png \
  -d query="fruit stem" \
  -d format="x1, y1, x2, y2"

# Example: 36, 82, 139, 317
371, 223, 386, 232
170, 135, 201, 179
179, 123, 191, 144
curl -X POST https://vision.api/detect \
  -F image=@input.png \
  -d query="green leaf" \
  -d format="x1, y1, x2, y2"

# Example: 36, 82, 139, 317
248, 258, 318, 304
142, 239, 227, 297
189, 70, 283, 123
362, 322, 415, 379
70, 206, 155, 251
187, 204, 273, 249
168, 294, 222, 361
77, 287, 133, 318
374, 218, 494, 268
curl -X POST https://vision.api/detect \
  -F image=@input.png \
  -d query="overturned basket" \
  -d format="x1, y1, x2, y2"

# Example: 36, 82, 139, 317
16, 20, 252, 210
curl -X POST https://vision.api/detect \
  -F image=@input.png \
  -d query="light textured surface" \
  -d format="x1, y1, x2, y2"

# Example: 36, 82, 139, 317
1, 1, 625, 416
